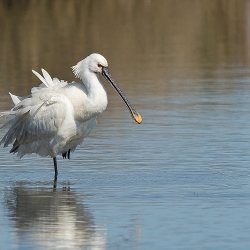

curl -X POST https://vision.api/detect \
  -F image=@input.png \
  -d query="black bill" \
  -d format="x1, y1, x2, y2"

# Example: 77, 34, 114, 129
102, 66, 142, 124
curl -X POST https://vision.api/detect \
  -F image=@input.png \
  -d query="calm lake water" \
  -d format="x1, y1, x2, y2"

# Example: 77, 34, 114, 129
1, 1, 250, 249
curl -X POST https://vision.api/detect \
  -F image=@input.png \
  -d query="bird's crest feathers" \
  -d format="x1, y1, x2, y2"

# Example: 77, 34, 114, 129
71, 59, 87, 79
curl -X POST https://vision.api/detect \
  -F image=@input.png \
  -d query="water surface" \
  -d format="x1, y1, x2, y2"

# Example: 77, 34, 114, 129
1, 1, 250, 249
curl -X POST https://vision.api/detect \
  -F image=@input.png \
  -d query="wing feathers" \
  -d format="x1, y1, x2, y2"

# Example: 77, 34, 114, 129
9, 92, 23, 105
1, 68, 75, 158
32, 70, 49, 87
0, 110, 30, 147
31, 69, 68, 90
29, 103, 44, 116
1, 94, 67, 149
41, 68, 54, 87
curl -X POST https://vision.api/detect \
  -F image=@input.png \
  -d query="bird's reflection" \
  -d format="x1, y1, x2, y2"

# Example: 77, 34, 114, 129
5, 182, 106, 249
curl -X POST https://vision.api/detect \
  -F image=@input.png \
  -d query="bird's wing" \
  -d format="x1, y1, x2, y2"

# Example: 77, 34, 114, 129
0, 92, 69, 149
0, 69, 72, 149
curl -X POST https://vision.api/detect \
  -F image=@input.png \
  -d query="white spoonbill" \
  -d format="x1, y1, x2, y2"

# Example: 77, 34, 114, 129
0, 53, 142, 177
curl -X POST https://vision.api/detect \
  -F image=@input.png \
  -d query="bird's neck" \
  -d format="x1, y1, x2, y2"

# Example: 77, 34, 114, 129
81, 71, 108, 114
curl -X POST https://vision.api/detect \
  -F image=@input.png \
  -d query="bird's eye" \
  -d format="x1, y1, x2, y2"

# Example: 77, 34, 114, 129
98, 63, 102, 68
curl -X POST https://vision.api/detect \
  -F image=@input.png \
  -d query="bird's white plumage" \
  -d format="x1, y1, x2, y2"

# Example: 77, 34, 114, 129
0, 53, 109, 159
9, 92, 23, 105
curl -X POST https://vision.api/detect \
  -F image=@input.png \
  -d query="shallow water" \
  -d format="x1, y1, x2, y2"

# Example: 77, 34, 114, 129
1, 1, 250, 249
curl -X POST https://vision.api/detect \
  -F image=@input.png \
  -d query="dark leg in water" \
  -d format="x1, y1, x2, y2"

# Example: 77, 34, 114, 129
53, 157, 58, 178
53, 175, 57, 189
62, 152, 67, 159
62, 149, 71, 159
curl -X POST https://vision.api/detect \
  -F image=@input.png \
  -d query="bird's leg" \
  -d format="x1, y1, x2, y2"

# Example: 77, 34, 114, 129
62, 149, 71, 159
62, 152, 67, 159
53, 157, 58, 178
53, 175, 57, 190
67, 149, 71, 160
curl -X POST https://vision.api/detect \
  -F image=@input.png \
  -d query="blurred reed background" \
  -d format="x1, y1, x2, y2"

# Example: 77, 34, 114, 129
0, 0, 247, 98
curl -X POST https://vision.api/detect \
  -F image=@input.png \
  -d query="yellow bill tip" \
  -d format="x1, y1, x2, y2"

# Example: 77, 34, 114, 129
132, 111, 143, 124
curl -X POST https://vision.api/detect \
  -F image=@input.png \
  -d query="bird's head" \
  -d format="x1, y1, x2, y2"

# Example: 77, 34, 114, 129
72, 53, 108, 77
88, 53, 108, 74
72, 53, 142, 124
